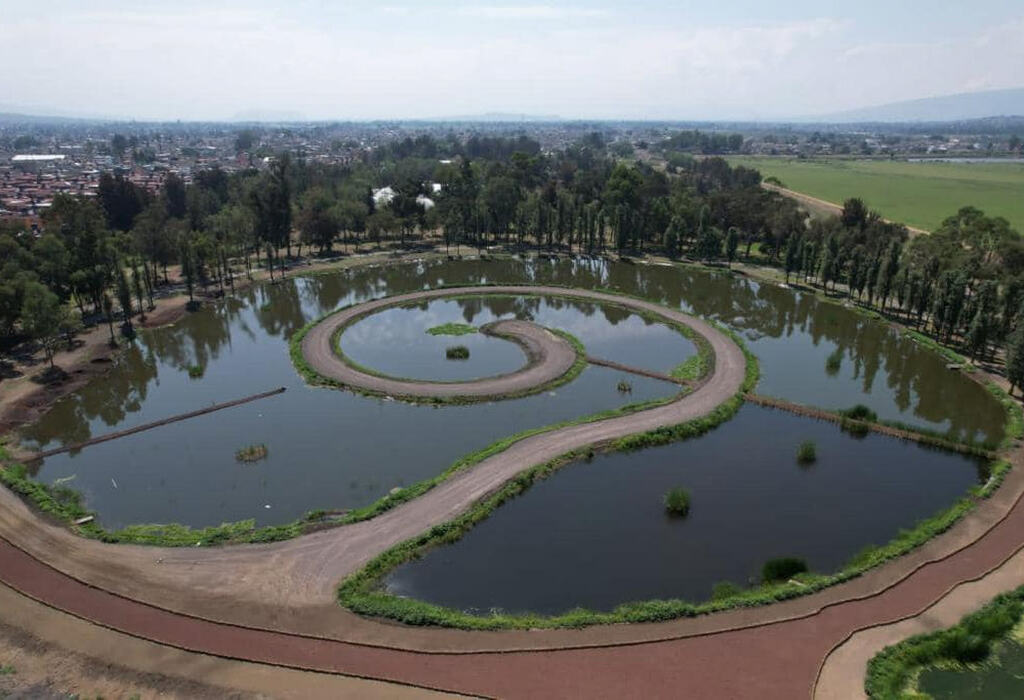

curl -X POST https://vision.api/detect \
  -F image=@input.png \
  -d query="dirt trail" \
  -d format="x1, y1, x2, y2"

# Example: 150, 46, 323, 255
763, 183, 930, 237
304, 299, 578, 400
0, 285, 745, 637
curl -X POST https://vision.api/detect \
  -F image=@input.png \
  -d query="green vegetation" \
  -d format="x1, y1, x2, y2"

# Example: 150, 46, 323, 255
711, 581, 742, 600
426, 322, 477, 336
616, 379, 633, 393
187, 364, 205, 378
865, 585, 1024, 699
445, 345, 470, 360
0, 665, 14, 675
663, 487, 691, 516
235, 443, 268, 463
842, 404, 879, 422
796, 440, 817, 464
727, 156, 1024, 233
762, 557, 809, 583
670, 352, 710, 382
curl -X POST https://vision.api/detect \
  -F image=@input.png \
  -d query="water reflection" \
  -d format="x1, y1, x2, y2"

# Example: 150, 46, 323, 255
17, 257, 1005, 527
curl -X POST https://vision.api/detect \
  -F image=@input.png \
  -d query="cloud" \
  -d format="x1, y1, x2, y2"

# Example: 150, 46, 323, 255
0, 6, 1021, 121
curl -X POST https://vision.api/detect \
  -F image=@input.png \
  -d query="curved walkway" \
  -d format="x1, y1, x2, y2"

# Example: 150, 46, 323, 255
2, 284, 1024, 696
0, 284, 745, 640
304, 290, 580, 400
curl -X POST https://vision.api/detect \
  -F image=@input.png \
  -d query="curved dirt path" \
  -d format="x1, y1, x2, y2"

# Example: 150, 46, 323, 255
305, 292, 579, 400
0, 284, 745, 633
3, 284, 1024, 696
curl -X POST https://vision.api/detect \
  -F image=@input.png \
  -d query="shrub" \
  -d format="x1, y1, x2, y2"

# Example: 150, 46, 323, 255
187, 364, 205, 378
663, 487, 691, 516
446, 345, 470, 360
616, 380, 633, 393
235, 443, 268, 463
796, 440, 817, 464
842, 404, 878, 422
762, 557, 808, 583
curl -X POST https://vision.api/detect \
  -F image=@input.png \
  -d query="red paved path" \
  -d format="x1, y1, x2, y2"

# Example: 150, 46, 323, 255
5, 473, 1024, 700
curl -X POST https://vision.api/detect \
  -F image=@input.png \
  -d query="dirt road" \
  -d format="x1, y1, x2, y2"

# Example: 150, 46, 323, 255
303, 293, 580, 399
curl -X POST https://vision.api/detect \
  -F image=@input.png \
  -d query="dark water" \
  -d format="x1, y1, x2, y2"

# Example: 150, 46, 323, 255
385, 404, 987, 614
919, 637, 1024, 698
340, 296, 695, 382
18, 257, 1004, 529
20, 263, 681, 528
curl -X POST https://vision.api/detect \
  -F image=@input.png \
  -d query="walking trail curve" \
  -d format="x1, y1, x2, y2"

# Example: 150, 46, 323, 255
303, 288, 582, 400
3, 283, 1024, 697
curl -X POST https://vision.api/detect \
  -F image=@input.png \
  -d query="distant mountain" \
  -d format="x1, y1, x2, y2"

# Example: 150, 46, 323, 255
817, 87, 1024, 123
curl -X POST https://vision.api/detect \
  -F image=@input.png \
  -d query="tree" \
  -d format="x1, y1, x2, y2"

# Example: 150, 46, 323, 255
694, 226, 722, 262
115, 262, 134, 337
297, 189, 340, 254
783, 232, 801, 283
20, 282, 63, 368
1006, 304, 1024, 394
724, 227, 740, 268
162, 173, 188, 219
840, 198, 869, 230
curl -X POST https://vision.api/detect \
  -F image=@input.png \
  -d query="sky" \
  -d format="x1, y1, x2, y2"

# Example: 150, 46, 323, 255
3, 0, 1024, 121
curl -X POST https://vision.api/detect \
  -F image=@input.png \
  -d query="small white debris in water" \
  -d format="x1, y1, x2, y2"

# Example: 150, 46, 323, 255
110, 478, 118, 489
265, 504, 271, 509
548, 392, 556, 397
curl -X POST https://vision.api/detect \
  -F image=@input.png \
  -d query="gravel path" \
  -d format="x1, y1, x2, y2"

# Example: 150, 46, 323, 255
303, 291, 580, 399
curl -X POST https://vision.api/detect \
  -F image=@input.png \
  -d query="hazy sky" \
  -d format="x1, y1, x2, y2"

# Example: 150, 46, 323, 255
3, 1, 1023, 121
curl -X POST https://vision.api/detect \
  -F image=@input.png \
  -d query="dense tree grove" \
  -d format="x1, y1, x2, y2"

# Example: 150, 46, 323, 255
2, 130, 1024, 387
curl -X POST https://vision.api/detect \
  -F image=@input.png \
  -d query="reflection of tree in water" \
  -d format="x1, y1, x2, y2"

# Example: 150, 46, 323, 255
20, 344, 159, 453
525, 257, 1004, 443
144, 295, 241, 376
20, 256, 1007, 462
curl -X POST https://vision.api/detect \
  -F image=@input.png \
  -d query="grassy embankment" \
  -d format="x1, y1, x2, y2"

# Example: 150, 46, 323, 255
865, 584, 1024, 699
726, 156, 1024, 233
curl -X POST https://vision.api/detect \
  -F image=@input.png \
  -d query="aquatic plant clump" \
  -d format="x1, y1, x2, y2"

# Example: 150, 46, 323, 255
663, 487, 691, 516
796, 440, 817, 464
616, 380, 633, 393
426, 323, 477, 336
187, 364, 205, 378
235, 444, 268, 463
445, 345, 470, 360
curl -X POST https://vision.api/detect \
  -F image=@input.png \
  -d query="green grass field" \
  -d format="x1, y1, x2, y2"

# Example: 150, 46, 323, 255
727, 157, 1024, 233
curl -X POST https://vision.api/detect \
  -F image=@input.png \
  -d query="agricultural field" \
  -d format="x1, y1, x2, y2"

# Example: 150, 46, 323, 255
728, 157, 1024, 233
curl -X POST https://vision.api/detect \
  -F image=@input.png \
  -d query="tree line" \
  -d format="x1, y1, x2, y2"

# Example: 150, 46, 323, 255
4, 129, 1024, 392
